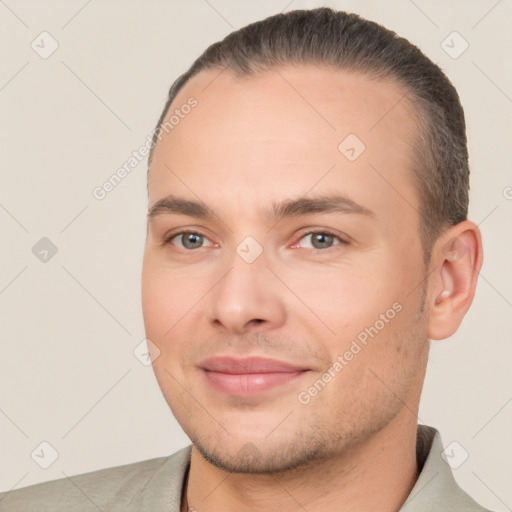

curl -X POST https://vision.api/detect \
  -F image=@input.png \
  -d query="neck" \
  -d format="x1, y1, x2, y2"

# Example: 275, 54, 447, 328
182, 413, 420, 512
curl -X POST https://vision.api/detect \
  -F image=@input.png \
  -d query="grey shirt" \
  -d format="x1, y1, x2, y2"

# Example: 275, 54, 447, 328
0, 425, 491, 511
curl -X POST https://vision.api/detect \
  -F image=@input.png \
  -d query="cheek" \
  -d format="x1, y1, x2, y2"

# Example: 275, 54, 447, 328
286, 256, 417, 374
141, 265, 170, 342
142, 271, 182, 368
141, 257, 215, 379
142, 259, 201, 339
284, 259, 398, 334
314, 297, 424, 414
141, 266, 188, 393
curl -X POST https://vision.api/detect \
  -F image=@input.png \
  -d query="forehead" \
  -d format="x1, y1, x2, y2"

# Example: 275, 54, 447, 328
148, 64, 420, 226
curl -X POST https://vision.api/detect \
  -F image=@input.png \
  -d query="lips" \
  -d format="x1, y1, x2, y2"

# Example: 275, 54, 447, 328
199, 356, 308, 396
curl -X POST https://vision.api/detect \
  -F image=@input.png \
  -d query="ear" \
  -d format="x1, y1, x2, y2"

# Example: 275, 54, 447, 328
427, 221, 483, 340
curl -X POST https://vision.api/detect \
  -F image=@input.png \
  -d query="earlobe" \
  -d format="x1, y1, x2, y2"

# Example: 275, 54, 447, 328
427, 221, 483, 340
434, 289, 450, 305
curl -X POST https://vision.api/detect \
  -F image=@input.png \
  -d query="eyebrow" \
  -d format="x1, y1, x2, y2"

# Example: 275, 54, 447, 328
147, 194, 374, 223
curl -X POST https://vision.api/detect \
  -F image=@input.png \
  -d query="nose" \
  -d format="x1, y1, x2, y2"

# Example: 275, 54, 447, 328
205, 249, 287, 335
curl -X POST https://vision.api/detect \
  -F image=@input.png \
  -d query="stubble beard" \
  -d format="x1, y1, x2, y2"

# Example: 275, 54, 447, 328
186, 287, 429, 475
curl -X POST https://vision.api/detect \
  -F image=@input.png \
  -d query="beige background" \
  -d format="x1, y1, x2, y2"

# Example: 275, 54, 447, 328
1, 0, 511, 510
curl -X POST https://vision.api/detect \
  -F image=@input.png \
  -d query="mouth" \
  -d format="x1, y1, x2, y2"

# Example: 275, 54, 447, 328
199, 356, 310, 396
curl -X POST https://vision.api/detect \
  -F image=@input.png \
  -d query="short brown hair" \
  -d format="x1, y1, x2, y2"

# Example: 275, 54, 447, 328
149, 8, 469, 259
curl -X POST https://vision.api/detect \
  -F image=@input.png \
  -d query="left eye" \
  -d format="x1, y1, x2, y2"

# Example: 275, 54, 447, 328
295, 232, 343, 250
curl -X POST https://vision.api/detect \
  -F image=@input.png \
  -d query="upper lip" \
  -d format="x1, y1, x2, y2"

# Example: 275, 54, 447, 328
199, 356, 308, 374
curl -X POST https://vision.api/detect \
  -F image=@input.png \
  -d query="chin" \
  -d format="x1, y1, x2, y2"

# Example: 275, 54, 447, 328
192, 432, 328, 475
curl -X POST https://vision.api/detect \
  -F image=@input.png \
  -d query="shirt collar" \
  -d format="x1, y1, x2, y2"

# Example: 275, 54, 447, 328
400, 425, 486, 511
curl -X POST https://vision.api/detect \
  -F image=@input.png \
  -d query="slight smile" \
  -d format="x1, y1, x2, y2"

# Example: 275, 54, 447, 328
199, 356, 310, 396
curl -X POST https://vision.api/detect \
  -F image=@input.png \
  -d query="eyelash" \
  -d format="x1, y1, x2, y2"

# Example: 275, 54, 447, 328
163, 229, 348, 253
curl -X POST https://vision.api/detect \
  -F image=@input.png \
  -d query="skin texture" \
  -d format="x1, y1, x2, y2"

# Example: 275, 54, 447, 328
141, 65, 483, 512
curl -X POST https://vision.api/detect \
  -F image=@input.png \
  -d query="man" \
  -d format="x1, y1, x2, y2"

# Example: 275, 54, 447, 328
0, 7, 490, 512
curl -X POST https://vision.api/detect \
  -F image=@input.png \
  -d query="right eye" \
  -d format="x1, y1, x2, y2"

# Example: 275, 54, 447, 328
165, 231, 215, 250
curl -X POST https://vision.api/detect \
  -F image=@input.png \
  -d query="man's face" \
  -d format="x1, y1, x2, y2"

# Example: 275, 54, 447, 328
142, 65, 431, 473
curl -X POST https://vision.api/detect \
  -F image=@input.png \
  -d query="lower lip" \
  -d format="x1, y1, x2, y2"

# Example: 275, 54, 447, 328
203, 370, 305, 396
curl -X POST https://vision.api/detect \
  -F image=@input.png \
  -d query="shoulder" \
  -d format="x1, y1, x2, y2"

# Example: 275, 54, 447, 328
0, 446, 191, 512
